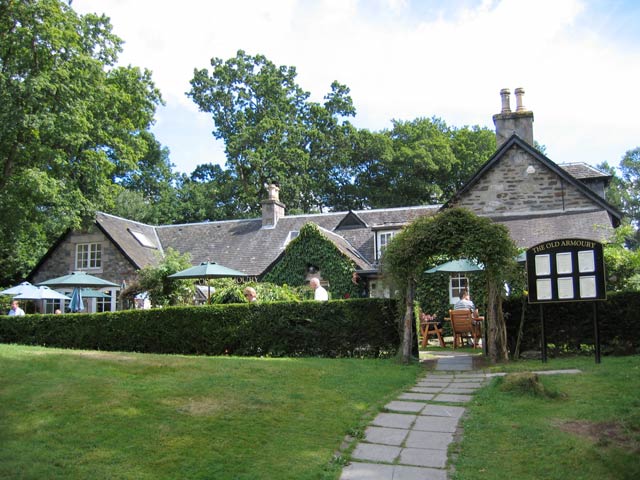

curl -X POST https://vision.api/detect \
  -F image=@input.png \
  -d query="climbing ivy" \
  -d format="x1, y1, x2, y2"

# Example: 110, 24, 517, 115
263, 223, 362, 299
383, 207, 518, 363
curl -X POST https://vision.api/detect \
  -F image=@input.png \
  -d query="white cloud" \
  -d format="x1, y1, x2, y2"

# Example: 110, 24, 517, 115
72, 0, 640, 173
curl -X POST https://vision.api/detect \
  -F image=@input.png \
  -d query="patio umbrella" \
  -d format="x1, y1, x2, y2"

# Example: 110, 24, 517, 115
425, 259, 484, 273
1, 281, 41, 297
37, 271, 119, 288
68, 287, 85, 313
13, 286, 70, 301
79, 288, 110, 299
168, 262, 247, 300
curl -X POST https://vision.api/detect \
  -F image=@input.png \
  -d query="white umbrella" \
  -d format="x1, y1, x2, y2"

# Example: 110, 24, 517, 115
1, 281, 40, 297
13, 286, 70, 301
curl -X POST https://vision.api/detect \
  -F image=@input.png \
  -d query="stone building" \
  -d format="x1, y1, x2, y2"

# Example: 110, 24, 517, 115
28, 89, 621, 311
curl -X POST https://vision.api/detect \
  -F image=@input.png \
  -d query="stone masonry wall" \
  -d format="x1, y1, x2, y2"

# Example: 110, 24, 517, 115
453, 144, 595, 216
31, 224, 138, 286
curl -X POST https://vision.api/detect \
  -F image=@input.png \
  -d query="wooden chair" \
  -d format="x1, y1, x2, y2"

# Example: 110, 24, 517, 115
419, 312, 446, 348
449, 309, 481, 349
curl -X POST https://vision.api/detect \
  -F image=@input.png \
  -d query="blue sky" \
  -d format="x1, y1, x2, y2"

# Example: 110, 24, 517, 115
72, 0, 640, 175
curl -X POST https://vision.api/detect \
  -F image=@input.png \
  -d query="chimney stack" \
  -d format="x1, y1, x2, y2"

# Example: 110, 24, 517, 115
261, 183, 285, 228
493, 87, 534, 148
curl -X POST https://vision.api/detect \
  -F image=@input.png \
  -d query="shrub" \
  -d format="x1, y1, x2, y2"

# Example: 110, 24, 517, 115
0, 298, 400, 358
504, 290, 640, 356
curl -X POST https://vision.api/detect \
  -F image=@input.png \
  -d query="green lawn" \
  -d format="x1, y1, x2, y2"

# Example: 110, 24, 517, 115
453, 355, 640, 480
0, 344, 422, 480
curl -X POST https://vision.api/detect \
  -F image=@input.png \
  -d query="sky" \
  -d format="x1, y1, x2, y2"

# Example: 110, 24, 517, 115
71, 0, 640, 175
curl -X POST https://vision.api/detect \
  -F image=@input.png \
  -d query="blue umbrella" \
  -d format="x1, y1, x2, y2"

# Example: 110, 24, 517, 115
69, 287, 85, 313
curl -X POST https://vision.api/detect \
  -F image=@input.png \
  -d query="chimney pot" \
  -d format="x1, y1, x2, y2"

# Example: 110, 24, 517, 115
267, 183, 280, 202
261, 184, 285, 228
515, 87, 526, 112
500, 88, 511, 113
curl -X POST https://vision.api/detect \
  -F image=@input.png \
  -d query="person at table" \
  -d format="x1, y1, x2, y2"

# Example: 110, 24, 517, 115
8, 300, 25, 316
243, 287, 258, 303
310, 278, 328, 301
454, 289, 479, 317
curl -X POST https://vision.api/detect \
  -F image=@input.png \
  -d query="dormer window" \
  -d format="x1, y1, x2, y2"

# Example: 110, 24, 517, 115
376, 230, 397, 260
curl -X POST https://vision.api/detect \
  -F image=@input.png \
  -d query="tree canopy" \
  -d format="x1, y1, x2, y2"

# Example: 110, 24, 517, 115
0, 0, 162, 284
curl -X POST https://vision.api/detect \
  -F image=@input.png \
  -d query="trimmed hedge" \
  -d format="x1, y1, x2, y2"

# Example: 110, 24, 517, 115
0, 298, 400, 358
504, 290, 639, 356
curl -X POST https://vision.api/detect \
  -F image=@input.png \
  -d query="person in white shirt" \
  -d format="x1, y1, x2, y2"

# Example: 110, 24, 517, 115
8, 300, 25, 316
309, 278, 328, 301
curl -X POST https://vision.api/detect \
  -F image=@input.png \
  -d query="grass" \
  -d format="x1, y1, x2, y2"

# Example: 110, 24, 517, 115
0, 344, 422, 480
452, 355, 640, 480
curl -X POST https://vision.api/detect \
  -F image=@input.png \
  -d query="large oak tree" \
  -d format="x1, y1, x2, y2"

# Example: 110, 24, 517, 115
0, 0, 162, 284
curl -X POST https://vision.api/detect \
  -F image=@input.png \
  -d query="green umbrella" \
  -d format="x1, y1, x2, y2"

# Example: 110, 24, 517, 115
37, 271, 119, 288
425, 259, 483, 273
168, 262, 247, 279
168, 262, 247, 301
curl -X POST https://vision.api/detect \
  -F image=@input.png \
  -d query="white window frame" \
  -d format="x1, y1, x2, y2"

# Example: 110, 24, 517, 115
449, 273, 469, 305
96, 291, 112, 312
376, 230, 397, 260
76, 243, 102, 270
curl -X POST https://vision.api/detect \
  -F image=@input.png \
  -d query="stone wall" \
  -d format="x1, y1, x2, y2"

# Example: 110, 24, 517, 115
453, 144, 595, 216
31, 224, 138, 287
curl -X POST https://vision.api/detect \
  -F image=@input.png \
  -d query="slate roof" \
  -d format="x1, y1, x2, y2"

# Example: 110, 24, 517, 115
558, 162, 611, 180
490, 209, 616, 249
96, 205, 440, 276
96, 213, 163, 269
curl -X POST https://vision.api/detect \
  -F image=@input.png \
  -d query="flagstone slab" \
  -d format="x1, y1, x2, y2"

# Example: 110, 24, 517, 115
411, 387, 443, 394
405, 430, 454, 450
393, 464, 448, 480
340, 462, 394, 480
421, 404, 466, 418
351, 443, 401, 463
441, 387, 477, 394
399, 392, 434, 401
413, 415, 460, 433
432, 393, 473, 403
364, 426, 409, 446
385, 401, 427, 413
399, 447, 448, 468
371, 412, 417, 429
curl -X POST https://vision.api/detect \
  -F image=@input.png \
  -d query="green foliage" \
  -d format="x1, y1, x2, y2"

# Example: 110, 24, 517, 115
189, 49, 356, 214
263, 223, 363, 299
351, 118, 495, 208
603, 224, 640, 291
137, 248, 194, 307
0, 298, 400, 358
0, 0, 162, 285
504, 290, 640, 356
383, 207, 518, 282
208, 279, 303, 304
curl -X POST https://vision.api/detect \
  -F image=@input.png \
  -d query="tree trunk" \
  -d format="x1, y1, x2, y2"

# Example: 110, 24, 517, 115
402, 278, 415, 364
514, 297, 527, 359
486, 278, 509, 363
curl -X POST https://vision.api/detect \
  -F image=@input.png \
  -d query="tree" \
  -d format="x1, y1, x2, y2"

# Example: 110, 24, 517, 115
137, 248, 194, 307
599, 158, 639, 249
383, 208, 518, 363
351, 118, 495, 208
188, 50, 355, 214
0, 0, 162, 284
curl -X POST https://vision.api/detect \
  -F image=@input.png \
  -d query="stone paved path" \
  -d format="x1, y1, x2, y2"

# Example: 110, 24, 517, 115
339, 353, 484, 480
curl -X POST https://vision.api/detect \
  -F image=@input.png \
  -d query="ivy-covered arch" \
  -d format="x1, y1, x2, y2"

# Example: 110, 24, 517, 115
262, 223, 364, 299
383, 207, 518, 363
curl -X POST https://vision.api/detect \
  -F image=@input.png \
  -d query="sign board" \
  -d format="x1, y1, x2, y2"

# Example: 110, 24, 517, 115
526, 238, 606, 304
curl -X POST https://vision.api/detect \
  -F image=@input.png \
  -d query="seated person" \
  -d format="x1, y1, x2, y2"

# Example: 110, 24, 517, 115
454, 289, 479, 318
